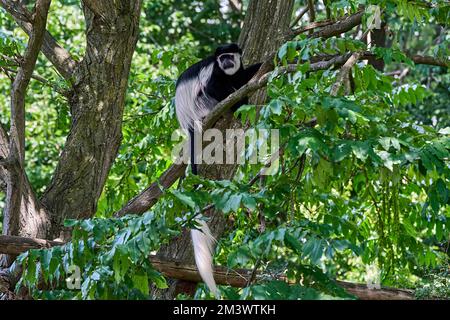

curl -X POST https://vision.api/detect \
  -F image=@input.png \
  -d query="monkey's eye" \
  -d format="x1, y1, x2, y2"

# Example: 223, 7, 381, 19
218, 54, 234, 62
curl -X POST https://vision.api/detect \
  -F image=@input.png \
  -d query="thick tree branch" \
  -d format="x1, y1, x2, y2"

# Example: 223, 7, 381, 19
0, 0, 77, 80
149, 257, 414, 300
1, 0, 52, 267
228, 0, 242, 12
310, 10, 364, 39
116, 7, 444, 221
289, 10, 364, 39
115, 164, 187, 216
0, 124, 8, 192
318, 52, 449, 69
0, 234, 414, 300
0, 235, 63, 255
290, 19, 335, 37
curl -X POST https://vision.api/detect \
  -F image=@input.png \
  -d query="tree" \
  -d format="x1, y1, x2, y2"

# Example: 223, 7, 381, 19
152, 0, 296, 299
0, 0, 142, 257
0, 0, 449, 300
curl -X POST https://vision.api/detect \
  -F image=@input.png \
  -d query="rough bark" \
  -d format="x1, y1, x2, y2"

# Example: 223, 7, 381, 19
1, 1, 143, 243
1, 0, 52, 267
310, 10, 364, 39
151, 0, 295, 299
0, 124, 8, 191
0, 235, 63, 255
307, 0, 316, 23
330, 52, 364, 96
40, 1, 142, 240
116, 164, 187, 217
1, 124, 47, 251
367, 22, 386, 71
148, 257, 414, 300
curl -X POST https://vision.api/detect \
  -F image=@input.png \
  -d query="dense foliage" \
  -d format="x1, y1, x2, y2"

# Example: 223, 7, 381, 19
1, 0, 449, 299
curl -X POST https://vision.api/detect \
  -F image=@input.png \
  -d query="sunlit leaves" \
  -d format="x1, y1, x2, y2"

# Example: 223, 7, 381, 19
3, 0, 450, 300
18, 212, 180, 299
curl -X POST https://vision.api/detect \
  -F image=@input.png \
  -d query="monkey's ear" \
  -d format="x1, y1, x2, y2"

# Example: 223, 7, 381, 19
239, 47, 243, 55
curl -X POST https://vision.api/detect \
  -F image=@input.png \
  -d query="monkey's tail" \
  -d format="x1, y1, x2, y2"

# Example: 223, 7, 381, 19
189, 127, 198, 175
191, 218, 218, 297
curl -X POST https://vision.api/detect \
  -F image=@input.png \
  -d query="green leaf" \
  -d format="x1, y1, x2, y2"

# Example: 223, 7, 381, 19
285, 232, 303, 253
302, 238, 324, 265
351, 141, 370, 161
171, 190, 197, 210
268, 99, 283, 115
132, 273, 150, 295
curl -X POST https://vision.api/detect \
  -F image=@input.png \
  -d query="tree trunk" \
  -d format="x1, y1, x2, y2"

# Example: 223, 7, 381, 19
152, 0, 295, 299
367, 22, 386, 71
1, 1, 142, 269
0, 0, 52, 267
40, 1, 142, 240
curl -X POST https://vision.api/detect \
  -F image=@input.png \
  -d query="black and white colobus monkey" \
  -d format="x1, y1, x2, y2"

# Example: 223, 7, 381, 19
174, 43, 261, 295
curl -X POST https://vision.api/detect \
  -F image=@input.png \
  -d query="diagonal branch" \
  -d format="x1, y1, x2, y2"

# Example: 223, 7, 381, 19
290, 6, 309, 28
115, 54, 352, 217
330, 52, 363, 96
0, 0, 77, 80
309, 10, 364, 39
9, 0, 51, 170
0, 235, 63, 255
288, 10, 364, 39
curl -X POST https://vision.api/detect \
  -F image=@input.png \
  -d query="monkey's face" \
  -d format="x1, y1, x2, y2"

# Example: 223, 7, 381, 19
217, 52, 241, 76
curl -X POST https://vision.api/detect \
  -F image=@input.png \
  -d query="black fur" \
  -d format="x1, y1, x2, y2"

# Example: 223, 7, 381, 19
175, 43, 261, 174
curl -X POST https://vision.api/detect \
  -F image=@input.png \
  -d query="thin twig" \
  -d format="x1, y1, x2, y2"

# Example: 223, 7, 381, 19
0, 66, 69, 96
0, 0, 77, 80
290, 6, 309, 28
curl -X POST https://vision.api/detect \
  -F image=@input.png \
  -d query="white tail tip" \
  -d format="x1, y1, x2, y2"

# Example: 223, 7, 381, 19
191, 218, 219, 297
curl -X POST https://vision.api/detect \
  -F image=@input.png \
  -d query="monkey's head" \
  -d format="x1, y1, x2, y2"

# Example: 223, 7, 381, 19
215, 43, 242, 76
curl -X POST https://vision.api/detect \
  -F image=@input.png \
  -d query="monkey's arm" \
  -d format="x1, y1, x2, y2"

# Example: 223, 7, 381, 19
241, 63, 262, 84
230, 63, 263, 112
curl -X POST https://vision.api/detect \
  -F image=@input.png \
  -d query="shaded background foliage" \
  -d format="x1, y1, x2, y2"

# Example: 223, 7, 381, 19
0, 0, 449, 299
